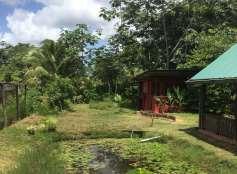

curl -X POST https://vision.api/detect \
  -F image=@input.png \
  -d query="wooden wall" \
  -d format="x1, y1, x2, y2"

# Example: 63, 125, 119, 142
139, 78, 185, 113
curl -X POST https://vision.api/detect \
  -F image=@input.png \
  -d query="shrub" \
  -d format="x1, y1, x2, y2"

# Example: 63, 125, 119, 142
165, 87, 186, 112
26, 125, 37, 135
114, 94, 122, 106
46, 77, 75, 111
26, 89, 53, 115
44, 117, 57, 132
72, 77, 101, 103
26, 117, 57, 134
122, 85, 139, 109
206, 83, 233, 114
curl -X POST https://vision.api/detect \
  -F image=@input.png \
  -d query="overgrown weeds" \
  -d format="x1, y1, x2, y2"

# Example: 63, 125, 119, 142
6, 143, 65, 174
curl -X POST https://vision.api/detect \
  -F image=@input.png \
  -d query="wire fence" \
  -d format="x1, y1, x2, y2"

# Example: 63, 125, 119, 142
0, 83, 27, 129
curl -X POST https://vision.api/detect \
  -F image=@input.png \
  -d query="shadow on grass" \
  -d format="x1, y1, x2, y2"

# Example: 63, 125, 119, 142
179, 127, 237, 155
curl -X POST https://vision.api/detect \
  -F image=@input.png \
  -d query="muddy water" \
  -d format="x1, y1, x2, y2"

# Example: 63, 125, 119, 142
88, 145, 132, 174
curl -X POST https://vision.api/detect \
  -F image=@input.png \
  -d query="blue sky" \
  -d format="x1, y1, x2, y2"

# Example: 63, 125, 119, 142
0, 0, 43, 32
0, 3, 13, 32
0, 0, 115, 45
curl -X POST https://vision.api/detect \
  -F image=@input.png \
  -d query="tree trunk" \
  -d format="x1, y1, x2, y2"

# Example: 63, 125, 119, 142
162, 1, 169, 69
115, 80, 118, 94
108, 81, 111, 95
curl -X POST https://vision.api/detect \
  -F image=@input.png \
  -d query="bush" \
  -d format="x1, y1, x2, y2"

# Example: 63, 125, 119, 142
44, 117, 57, 132
206, 84, 233, 114
26, 89, 54, 115
46, 77, 75, 111
26, 117, 57, 135
114, 94, 122, 106
121, 85, 139, 109
26, 125, 37, 135
72, 77, 101, 103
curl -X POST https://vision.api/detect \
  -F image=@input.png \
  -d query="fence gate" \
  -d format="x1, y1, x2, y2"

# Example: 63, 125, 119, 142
0, 82, 27, 129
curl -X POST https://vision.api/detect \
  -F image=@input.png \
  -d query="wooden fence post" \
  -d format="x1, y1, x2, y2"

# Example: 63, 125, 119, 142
199, 84, 206, 130
1, 84, 7, 127
16, 84, 19, 120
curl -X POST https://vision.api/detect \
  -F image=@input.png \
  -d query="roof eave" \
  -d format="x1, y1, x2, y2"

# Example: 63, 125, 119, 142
186, 77, 237, 85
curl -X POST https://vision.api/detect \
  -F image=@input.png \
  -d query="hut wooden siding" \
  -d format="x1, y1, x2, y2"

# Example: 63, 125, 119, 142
136, 70, 197, 114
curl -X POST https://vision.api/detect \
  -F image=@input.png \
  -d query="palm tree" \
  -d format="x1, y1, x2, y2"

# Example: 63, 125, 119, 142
36, 39, 84, 77
24, 38, 86, 87
23, 40, 64, 86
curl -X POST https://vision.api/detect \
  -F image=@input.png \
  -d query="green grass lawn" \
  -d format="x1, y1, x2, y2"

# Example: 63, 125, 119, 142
0, 102, 237, 173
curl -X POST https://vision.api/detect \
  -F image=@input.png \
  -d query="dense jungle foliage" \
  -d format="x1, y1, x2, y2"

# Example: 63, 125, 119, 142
1, 0, 237, 114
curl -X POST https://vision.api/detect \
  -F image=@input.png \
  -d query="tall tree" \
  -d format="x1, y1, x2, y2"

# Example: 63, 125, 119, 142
58, 24, 99, 77
0, 43, 34, 82
24, 24, 99, 86
101, 0, 237, 70
24, 40, 61, 86
0, 41, 11, 65
179, 27, 237, 68
93, 47, 122, 94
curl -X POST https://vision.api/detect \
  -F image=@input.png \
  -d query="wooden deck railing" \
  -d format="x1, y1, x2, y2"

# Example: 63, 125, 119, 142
203, 114, 237, 140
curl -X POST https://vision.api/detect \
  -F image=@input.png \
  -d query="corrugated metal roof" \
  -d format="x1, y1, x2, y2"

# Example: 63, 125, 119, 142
135, 69, 199, 81
187, 43, 237, 83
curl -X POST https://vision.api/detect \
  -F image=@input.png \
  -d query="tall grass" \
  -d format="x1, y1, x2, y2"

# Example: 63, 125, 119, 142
6, 143, 65, 174
89, 97, 117, 110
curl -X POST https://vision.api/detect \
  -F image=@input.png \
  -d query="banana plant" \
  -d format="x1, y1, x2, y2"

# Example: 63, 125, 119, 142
173, 87, 185, 109
166, 89, 175, 106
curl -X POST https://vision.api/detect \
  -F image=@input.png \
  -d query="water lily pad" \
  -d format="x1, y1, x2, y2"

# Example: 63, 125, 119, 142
127, 168, 153, 174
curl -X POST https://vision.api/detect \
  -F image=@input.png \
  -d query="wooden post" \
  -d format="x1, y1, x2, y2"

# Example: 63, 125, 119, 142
137, 82, 141, 111
151, 113, 154, 127
16, 84, 20, 120
1, 84, 7, 127
199, 85, 206, 130
24, 85, 27, 117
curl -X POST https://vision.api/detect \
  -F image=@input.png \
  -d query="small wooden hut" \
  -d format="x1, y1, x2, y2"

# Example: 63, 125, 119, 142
187, 44, 237, 142
0, 82, 27, 128
135, 70, 197, 114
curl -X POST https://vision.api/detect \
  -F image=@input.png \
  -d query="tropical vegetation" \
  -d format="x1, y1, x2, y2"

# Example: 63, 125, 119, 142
1, 0, 237, 173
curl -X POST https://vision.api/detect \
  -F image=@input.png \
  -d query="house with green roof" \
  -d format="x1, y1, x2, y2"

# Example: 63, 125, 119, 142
187, 44, 237, 143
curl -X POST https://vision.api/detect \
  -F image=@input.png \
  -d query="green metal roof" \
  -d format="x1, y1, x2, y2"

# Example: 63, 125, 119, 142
187, 43, 237, 83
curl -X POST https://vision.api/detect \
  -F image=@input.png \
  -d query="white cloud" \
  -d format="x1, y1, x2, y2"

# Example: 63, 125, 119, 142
1, 9, 60, 44
1, 0, 116, 45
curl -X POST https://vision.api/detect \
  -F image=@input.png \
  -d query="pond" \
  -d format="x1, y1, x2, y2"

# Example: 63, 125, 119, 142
88, 145, 132, 174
